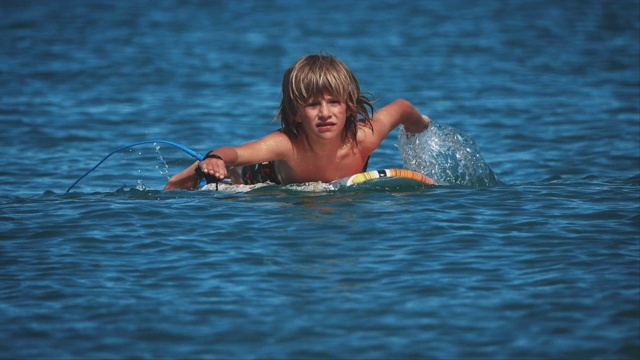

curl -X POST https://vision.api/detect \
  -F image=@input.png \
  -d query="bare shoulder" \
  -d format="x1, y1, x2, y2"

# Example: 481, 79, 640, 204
356, 121, 379, 154
358, 100, 402, 145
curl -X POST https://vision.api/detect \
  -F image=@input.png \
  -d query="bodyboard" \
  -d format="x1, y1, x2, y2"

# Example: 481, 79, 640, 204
201, 169, 436, 193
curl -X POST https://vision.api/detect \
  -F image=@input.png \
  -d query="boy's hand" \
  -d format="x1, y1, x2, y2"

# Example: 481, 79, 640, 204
197, 156, 227, 183
405, 114, 431, 133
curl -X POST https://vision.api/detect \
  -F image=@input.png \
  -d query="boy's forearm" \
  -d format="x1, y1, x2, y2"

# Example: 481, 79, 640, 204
164, 146, 237, 191
164, 162, 200, 191
204, 146, 238, 167
397, 99, 430, 133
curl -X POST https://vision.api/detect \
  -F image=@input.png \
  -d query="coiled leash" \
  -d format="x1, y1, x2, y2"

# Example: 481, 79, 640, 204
65, 140, 219, 193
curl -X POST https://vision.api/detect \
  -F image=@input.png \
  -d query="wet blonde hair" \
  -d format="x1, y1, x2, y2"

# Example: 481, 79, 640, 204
275, 53, 374, 142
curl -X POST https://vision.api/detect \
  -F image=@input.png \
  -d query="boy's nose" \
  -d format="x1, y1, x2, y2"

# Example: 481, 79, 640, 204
318, 102, 329, 117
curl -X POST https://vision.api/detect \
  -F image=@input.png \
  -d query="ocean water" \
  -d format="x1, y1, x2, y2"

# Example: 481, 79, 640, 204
1, 0, 639, 358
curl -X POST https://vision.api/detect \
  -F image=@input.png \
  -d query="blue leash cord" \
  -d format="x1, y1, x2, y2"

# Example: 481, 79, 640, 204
66, 140, 204, 193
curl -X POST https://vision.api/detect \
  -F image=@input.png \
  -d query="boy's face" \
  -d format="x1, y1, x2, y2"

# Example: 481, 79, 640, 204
296, 93, 349, 140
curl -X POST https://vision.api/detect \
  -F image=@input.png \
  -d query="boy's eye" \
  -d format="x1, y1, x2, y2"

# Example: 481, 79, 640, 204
304, 97, 342, 108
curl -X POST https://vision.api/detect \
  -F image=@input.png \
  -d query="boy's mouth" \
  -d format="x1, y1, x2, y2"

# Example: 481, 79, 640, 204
316, 122, 336, 131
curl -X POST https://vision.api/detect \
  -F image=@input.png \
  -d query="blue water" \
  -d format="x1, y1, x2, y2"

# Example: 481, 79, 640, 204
2, 0, 639, 358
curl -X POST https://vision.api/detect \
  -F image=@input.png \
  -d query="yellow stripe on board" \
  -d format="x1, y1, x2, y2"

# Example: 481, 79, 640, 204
345, 169, 436, 186
345, 170, 382, 186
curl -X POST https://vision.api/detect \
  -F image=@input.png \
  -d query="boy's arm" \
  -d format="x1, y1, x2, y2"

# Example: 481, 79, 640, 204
361, 99, 429, 153
373, 99, 429, 135
163, 131, 291, 191
163, 161, 202, 191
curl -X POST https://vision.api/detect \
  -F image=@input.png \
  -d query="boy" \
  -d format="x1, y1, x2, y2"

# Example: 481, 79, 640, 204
164, 53, 432, 191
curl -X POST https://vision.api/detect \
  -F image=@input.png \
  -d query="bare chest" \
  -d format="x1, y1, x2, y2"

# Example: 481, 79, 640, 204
276, 150, 366, 184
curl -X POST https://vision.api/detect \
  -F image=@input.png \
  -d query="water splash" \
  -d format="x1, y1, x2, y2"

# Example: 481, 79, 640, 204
201, 181, 335, 193
136, 179, 149, 191
398, 120, 502, 187
154, 143, 171, 180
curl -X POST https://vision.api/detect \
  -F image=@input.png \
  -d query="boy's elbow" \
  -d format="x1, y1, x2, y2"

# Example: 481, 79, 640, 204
393, 98, 413, 108
391, 99, 420, 116
393, 99, 419, 115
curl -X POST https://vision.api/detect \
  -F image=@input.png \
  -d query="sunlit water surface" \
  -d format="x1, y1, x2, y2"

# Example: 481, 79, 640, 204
1, 1, 638, 358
